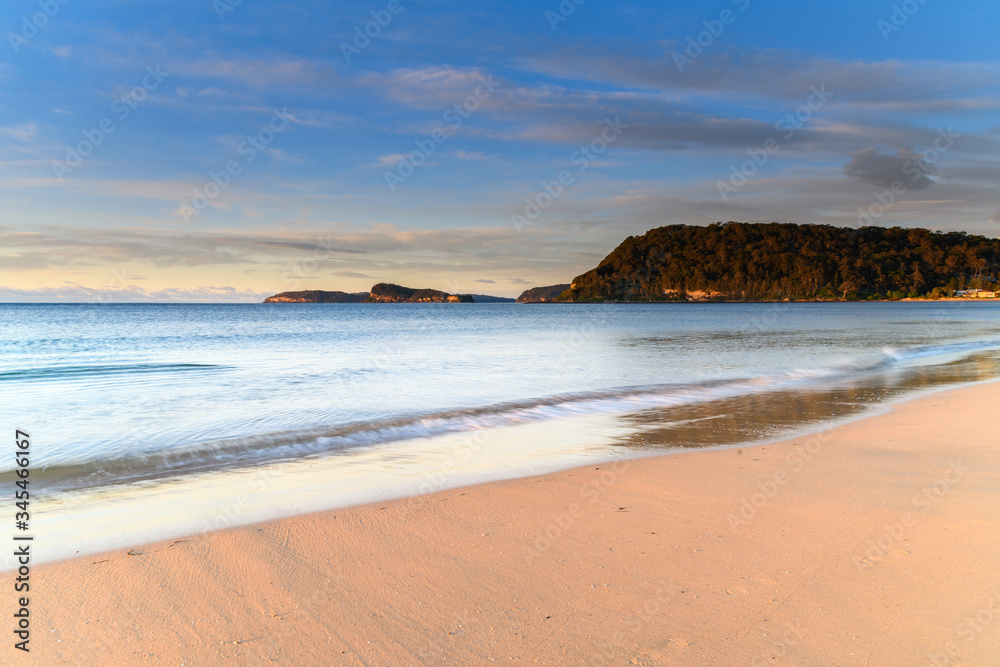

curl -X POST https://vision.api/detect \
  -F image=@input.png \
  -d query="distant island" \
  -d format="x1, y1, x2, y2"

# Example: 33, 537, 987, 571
367, 283, 474, 303
560, 222, 1000, 302
264, 290, 369, 303
265, 284, 542, 304
264, 283, 477, 303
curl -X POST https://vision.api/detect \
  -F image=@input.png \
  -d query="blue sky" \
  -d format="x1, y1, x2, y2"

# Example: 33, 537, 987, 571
2, 0, 999, 300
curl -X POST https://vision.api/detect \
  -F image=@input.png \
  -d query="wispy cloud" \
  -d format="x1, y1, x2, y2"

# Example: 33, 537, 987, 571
0, 284, 268, 303
450, 150, 492, 161
0, 124, 40, 142
363, 66, 503, 109
375, 154, 407, 167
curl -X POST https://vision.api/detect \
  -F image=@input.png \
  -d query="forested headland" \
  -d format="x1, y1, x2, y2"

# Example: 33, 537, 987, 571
561, 223, 1000, 302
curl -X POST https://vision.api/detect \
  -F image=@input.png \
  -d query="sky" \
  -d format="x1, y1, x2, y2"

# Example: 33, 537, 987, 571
1, 0, 999, 301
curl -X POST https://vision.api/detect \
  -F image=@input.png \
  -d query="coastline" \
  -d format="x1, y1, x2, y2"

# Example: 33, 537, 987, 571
5, 382, 999, 664
260, 298, 1000, 303
525, 298, 1000, 303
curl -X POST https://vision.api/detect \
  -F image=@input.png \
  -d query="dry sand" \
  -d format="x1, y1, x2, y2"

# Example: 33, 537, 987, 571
5, 382, 999, 666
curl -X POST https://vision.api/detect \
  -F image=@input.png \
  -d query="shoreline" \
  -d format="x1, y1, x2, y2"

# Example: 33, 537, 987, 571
5, 381, 1000, 664
10, 370, 998, 571
4, 298, 999, 305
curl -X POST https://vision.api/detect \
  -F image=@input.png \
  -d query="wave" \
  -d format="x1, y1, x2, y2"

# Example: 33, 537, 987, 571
8, 339, 1000, 493
883, 340, 1000, 363
0, 363, 227, 382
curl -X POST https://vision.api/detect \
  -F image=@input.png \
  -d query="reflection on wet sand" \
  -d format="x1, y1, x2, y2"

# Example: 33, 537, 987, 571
613, 351, 1000, 451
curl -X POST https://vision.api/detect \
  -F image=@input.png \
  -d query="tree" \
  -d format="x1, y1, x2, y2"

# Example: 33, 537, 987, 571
839, 280, 860, 300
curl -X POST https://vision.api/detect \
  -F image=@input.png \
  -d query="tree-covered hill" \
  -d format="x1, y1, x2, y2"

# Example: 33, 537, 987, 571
516, 284, 571, 303
264, 290, 368, 303
368, 283, 475, 303
561, 222, 1000, 302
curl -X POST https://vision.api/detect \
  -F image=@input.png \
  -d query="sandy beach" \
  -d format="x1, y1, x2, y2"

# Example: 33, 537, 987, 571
5, 382, 999, 666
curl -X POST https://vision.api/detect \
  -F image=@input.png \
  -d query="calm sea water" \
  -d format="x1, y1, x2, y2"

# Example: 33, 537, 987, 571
2, 302, 1000, 564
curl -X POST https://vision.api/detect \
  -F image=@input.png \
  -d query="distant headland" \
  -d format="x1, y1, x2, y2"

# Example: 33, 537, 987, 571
515, 285, 571, 303
264, 223, 1000, 304
264, 283, 518, 304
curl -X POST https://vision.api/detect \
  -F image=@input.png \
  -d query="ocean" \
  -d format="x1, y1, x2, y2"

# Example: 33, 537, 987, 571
2, 301, 999, 566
